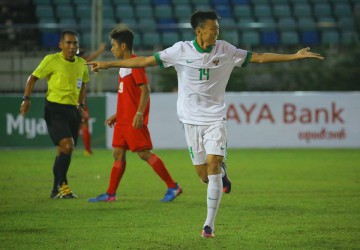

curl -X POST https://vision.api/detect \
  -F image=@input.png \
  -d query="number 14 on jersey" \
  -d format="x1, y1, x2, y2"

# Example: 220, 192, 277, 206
199, 68, 209, 80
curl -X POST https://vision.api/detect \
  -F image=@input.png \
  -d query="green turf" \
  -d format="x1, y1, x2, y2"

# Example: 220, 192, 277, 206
0, 148, 359, 249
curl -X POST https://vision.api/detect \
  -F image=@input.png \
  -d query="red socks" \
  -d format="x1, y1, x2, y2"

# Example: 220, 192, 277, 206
106, 161, 126, 195
147, 154, 176, 188
82, 125, 92, 153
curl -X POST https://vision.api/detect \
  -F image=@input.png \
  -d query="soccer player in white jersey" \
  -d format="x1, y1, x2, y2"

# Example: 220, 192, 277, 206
87, 10, 324, 238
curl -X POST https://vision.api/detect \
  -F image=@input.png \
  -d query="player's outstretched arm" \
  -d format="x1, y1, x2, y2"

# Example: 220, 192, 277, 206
86, 55, 157, 72
251, 47, 324, 63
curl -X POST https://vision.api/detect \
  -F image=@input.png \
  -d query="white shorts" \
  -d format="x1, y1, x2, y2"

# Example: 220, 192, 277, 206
184, 122, 227, 165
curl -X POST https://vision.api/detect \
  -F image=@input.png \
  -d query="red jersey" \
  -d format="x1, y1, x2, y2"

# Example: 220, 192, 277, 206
116, 58, 149, 126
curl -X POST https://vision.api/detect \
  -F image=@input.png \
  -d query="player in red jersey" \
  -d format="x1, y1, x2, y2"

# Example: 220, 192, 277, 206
88, 26, 182, 202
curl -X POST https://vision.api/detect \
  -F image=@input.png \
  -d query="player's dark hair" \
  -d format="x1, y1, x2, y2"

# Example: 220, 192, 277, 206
60, 30, 79, 41
109, 25, 134, 51
190, 10, 219, 30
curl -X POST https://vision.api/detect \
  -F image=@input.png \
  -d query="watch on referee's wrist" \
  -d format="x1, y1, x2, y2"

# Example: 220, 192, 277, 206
22, 95, 30, 102
78, 102, 86, 109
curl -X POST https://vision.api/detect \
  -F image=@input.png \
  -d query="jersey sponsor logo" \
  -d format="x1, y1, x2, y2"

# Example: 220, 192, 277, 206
186, 60, 193, 63
213, 59, 219, 66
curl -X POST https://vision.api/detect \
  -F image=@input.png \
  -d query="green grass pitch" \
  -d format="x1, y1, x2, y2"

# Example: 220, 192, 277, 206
0, 148, 359, 249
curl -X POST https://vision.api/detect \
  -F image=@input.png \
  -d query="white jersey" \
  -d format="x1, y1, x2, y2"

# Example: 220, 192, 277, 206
155, 39, 252, 125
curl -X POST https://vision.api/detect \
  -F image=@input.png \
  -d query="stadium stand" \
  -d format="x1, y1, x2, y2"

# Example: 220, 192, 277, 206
1, 0, 359, 51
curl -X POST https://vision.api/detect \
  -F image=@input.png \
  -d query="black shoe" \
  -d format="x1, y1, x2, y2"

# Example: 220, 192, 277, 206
221, 162, 231, 194
202, 225, 215, 238
54, 183, 78, 199
50, 191, 58, 199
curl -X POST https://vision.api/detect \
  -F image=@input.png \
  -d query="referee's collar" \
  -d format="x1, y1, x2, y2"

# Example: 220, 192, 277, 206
193, 39, 213, 53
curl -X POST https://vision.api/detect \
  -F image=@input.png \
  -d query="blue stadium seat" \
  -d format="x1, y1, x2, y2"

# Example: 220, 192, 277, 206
313, 3, 333, 17
133, 32, 142, 48
193, 0, 210, 4
134, 0, 152, 5
135, 6, 154, 18
231, 0, 250, 4
333, 3, 352, 17
33, 0, 52, 4
289, 0, 309, 3
181, 30, 195, 41
341, 31, 359, 45
254, 4, 273, 18
321, 30, 340, 45
212, 0, 229, 5
35, 5, 55, 19
297, 17, 317, 31
215, 5, 233, 18
103, 5, 115, 18
338, 17, 355, 31
330, 0, 348, 4
113, 0, 132, 4
233, 5, 253, 19
143, 32, 161, 47
157, 18, 177, 32
118, 18, 138, 29
172, 0, 191, 4
222, 30, 239, 45
80, 32, 91, 48
53, 0, 71, 4
281, 31, 299, 45
56, 6, 74, 19
308, 0, 329, 3
152, 0, 171, 5
220, 18, 236, 28
162, 31, 180, 47
76, 5, 92, 19
115, 6, 135, 19
78, 18, 91, 29
269, 0, 289, 3
41, 32, 60, 48
138, 18, 157, 30
241, 30, 260, 46
73, 0, 91, 4
261, 31, 280, 45
252, 0, 270, 4
174, 5, 192, 19
154, 5, 173, 19
278, 17, 297, 30
102, 18, 117, 32
273, 4, 292, 18
293, 4, 312, 17
193, 4, 211, 12
301, 31, 320, 45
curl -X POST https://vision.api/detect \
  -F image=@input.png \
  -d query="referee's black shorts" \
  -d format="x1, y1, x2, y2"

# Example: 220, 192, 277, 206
44, 99, 82, 146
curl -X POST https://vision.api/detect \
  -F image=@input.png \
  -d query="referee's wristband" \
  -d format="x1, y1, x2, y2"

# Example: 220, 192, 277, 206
22, 95, 30, 102
78, 103, 86, 109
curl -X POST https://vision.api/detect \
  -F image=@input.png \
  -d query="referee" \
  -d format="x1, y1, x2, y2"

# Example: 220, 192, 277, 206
20, 30, 89, 199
